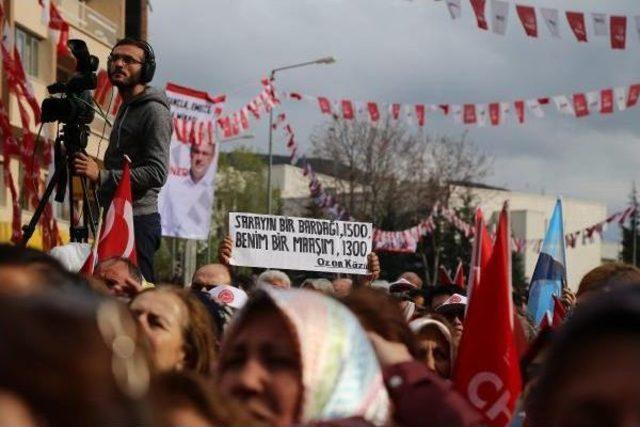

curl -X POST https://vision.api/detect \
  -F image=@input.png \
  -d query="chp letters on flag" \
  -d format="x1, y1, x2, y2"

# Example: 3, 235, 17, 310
527, 199, 567, 326
454, 203, 521, 426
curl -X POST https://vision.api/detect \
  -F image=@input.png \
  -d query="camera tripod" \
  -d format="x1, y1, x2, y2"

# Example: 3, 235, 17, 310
20, 122, 100, 247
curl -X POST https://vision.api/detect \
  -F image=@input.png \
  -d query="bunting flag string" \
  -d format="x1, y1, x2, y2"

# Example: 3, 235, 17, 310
216, 78, 277, 139
268, 100, 636, 255
418, 0, 639, 50
280, 80, 640, 129
1, 7, 60, 247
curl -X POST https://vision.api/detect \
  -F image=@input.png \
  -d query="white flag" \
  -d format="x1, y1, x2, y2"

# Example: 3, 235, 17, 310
451, 105, 463, 123
491, 0, 510, 35
476, 104, 488, 127
586, 91, 600, 111
526, 99, 545, 118
614, 87, 627, 111
40, 0, 51, 25
553, 95, 575, 115
592, 13, 608, 36
500, 102, 511, 123
446, 0, 462, 19
541, 8, 561, 38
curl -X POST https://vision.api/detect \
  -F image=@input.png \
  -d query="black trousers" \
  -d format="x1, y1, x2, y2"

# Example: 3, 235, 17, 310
134, 213, 161, 282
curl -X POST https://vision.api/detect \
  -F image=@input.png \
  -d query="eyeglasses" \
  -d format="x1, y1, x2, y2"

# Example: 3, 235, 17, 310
108, 54, 144, 66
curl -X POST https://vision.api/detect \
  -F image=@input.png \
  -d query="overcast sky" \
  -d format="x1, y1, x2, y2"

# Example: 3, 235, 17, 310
149, 0, 640, 218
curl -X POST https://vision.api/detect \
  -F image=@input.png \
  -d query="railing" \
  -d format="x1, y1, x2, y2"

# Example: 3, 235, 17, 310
56, 0, 119, 46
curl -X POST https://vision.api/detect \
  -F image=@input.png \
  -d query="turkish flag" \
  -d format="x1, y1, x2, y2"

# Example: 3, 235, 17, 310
610, 16, 627, 50
463, 104, 477, 124
573, 93, 589, 117
81, 157, 137, 274
469, 0, 488, 30
489, 103, 501, 125
367, 102, 380, 122
415, 104, 426, 126
566, 11, 588, 42
454, 204, 522, 427
626, 84, 640, 108
317, 97, 332, 114
514, 100, 525, 123
601, 88, 614, 113
516, 5, 537, 37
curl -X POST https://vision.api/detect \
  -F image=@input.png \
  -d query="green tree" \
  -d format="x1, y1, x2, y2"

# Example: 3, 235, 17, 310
196, 148, 281, 267
621, 182, 639, 266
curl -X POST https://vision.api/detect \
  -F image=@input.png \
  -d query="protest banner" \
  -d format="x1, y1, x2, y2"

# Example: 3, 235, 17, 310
158, 83, 222, 240
229, 212, 373, 275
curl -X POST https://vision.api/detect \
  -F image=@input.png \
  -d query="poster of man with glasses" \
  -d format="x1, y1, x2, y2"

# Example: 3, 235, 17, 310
158, 83, 222, 240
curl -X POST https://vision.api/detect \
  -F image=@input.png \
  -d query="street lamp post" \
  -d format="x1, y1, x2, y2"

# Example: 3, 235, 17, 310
267, 56, 336, 214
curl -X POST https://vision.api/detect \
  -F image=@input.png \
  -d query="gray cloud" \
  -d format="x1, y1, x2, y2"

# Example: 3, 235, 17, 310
149, 0, 640, 217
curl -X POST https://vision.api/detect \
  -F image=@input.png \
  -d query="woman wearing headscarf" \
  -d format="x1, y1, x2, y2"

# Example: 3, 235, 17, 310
216, 287, 390, 426
409, 315, 456, 379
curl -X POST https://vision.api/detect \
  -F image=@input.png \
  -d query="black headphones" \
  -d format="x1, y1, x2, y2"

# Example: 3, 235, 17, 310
108, 38, 156, 83
138, 39, 156, 83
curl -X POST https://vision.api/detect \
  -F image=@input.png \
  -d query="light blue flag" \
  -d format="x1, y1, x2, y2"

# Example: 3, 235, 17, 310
527, 199, 567, 325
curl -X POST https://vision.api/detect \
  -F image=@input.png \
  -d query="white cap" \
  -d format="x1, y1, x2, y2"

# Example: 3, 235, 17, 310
208, 285, 248, 310
48, 243, 91, 272
436, 293, 468, 312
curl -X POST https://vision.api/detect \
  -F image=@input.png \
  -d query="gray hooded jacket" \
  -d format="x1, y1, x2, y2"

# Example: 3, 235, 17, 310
98, 86, 172, 216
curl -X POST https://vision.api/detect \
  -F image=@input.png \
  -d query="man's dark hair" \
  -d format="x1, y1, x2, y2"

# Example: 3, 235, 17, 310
98, 257, 143, 283
112, 37, 152, 62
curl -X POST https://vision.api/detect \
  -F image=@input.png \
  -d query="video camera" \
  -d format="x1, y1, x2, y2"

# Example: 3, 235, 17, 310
41, 39, 98, 125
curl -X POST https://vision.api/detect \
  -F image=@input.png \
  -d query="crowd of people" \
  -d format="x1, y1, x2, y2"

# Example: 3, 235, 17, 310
2, 240, 640, 427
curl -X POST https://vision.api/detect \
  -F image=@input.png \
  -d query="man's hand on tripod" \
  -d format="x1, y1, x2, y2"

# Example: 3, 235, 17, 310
74, 153, 100, 182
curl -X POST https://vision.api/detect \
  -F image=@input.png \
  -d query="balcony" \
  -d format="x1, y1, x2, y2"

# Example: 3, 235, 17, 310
56, 0, 120, 46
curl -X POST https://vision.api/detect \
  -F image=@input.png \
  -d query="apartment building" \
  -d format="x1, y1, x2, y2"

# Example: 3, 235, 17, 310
0, 0, 147, 248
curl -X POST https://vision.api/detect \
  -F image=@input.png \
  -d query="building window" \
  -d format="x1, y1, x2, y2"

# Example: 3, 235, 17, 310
15, 27, 40, 78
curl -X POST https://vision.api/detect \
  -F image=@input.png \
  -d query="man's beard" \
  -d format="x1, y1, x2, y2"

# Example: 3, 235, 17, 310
108, 69, 141, 89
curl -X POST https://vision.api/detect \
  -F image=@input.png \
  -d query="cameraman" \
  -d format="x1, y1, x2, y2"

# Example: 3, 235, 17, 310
74, 38, 171, 282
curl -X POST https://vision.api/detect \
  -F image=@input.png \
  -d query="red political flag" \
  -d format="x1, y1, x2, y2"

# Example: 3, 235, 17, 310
514, 100, 525, 123
82, 157, 137, 275
439, 104, 450, 115
601, 88, 614, 113
12, 46, 41, 123
455, 204, 522, 426
573, 93, 589, 117
627, 84, 640, 108
415, 104, 426, 126
610, 16, 627, 50
516, 5, 538, 37
489, 103, 501, 126
317, 97, 332, 114
367, 102, 380, 122
341, 100, 355, 120
467, 208, 493, 298
439, 265, 454, 286
566, 11, 588, 42
469, 0, 488, 30
463, 104, 477, 124
49, 3, 72, 56
391, 103, 401, 120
